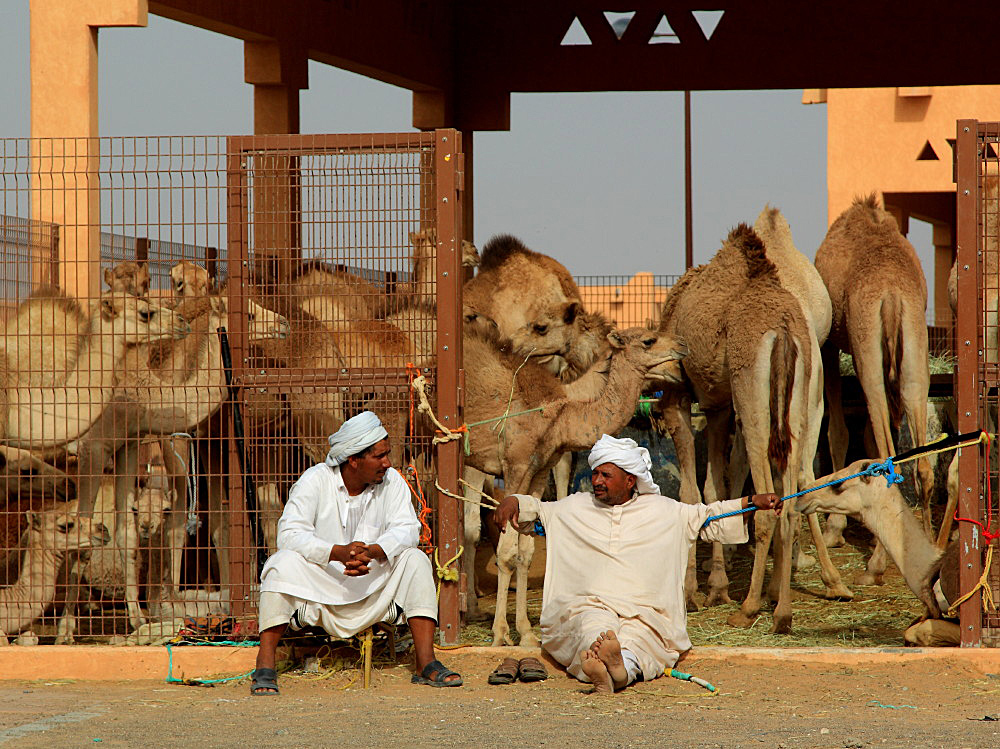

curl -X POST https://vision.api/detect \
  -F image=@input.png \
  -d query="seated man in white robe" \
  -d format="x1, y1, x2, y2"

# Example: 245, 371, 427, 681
251, 411, 462, 694
493, 434, 781, 694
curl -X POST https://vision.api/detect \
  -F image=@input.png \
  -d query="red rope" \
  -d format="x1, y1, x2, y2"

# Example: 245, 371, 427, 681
954, 432, 1000, 543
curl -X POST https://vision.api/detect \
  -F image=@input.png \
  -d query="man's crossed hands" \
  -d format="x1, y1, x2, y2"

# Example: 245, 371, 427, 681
329, 541, 386, 576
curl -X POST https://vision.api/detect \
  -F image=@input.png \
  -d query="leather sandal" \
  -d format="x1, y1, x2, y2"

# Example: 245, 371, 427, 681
250, 667, 279, 696
487, 657, 520, 685
411, 659, 463, 687
517, 656, 548, 682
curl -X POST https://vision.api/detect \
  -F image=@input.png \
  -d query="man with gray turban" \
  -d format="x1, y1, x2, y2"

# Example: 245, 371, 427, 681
493, 434, 780, 694
251, 411, 462, 694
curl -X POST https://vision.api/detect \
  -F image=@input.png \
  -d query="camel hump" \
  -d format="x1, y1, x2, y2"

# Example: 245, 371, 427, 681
478, 234, 533, 272
728, 223, 773, 279
851, 192, 885, 223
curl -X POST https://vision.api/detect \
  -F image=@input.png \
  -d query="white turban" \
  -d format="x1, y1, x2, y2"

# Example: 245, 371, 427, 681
325, 411, 388, 467
588, 434, 660, 496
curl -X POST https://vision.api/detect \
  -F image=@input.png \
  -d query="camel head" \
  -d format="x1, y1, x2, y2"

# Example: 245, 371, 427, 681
247, 299, 291, 342
607, 327, 687, 383
103, 261, 150, 297
795, 459, 905, 521
98, 294, 192, 343
409, 228, 436, 260
461, 239, 480, 268
133, 474, 175, 541
25, 509, 110, 552
561, 310, 614, 378
170, 260, 213, 297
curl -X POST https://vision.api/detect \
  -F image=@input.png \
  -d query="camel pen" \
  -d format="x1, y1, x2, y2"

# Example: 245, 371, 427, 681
217, 327, 268, 575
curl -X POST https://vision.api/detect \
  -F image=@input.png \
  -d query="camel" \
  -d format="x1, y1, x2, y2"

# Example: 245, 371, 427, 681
0, 506, 109, 645
463, 234, 583, 359
795, 460, 961, 621
104, 261, 150, 297
0, 289, 190, 451
463, 323, 687, 645
287, 260, 381, 331
170, 260, 214, 298
815, 194, 933, 582
657, 225, 850, 633
396, 228, 480, 304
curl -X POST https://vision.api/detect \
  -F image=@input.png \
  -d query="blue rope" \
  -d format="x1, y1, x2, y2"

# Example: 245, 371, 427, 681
700, 456, 906, 528
668, 667, 716, 692
165, 640, 260, 685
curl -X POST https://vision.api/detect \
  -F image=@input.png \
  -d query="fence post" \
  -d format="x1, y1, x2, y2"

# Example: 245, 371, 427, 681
434, 128, 464, 645
955, 118, 983, 647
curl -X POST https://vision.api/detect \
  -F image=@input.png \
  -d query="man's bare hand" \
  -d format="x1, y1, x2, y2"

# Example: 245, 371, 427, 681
750, 493, 783, 513
343, 558, 371, 576
330, 541, 368, 565
493, 496, 520, 533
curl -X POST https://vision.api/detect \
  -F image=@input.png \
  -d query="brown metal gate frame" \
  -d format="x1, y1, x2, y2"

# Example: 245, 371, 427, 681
223, 131, 464, 644
955, 119, 1000, 647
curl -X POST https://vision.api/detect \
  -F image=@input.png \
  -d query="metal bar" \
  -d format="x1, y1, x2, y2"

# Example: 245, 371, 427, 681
434, 128, 463, 645
684, 90, 693, 270
955, 118, 982, 647
227, 132, 436, 156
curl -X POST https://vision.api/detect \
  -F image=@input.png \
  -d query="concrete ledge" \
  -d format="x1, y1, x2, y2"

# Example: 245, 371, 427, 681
0, 644, 998, 681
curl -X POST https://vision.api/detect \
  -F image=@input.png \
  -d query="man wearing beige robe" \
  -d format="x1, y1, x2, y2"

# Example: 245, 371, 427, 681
494, 434, 781, 693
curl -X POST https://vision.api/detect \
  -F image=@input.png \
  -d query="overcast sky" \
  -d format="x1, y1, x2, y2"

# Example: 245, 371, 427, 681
0, 4, 939, 315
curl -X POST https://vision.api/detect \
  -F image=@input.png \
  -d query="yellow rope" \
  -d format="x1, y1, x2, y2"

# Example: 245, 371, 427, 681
411, 374, 465, 445
894, 431, 991, 465
434, 545, 464, 599
948, 544, 997, 617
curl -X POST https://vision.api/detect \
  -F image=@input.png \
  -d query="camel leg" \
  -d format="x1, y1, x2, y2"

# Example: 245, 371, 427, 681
658, 391, 705, 610
703, 408, 734, 608
461, 466, 489, 622
937, 452, 960, 549
161, 436, 191, 592
512, 532, 538, 647
258, 483, 282, 556
55, 558, 85, 645
728, 507, 777, 628
856, 541, 889, 587
207, 470, 230, 591
491, 528, 518, 646
551, 453, 573, 499
114, 442, 146, 630
804, 512, 854, 600
821, 344, 849, 548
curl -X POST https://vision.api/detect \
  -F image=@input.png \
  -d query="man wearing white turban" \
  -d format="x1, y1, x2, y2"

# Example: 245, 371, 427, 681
494, 433, 781, 694
251, 411, 462, 694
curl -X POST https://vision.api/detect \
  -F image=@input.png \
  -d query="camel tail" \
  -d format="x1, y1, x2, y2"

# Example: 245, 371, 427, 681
880, 294, 904, 425
767, 328, 797, 473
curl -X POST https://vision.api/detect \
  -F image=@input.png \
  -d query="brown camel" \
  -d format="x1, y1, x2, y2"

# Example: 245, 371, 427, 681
796, 460, 960, 621
657, 225, 850, 633
463, 234, 583, 358
0, 289, 190, 451
398, 228, 480, 303
287, 260, 381, 330
170, 259, 215, 297
815, 194, 933, 583
0, 506, 109, 645
104, 261, 150, 297
463, 324, 687, 646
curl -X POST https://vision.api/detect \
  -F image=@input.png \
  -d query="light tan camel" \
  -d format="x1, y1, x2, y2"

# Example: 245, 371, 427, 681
463, 234, 583, 358
288, 260, 381, 330
170, 260, 214, 297
796, 460, 959, 620
398, 228, 480, 303
657, 225, 850, 633
104, 261, 150, 297
463, 324, 687, 645
0, 290, 190, 451
0, 506, 109, 645
815, 195, 933, 582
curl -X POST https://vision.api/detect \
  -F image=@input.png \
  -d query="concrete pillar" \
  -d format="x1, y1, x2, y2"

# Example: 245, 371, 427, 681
244, 41, 308, 282
933, 222, 955, 327
30, 0, 148, 299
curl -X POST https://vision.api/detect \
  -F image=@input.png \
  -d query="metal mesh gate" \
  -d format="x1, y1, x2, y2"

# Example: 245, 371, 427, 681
955, 119, 1000, 646
0, 132, 464, 644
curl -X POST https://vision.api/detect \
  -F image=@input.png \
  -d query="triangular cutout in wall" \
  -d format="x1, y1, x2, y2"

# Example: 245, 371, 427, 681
561, 16, 592, 46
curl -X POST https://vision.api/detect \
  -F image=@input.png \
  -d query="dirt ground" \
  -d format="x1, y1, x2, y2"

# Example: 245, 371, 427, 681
2, 649, 999, 748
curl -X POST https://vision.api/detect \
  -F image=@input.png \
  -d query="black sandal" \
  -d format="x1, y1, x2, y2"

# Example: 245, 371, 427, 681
488, 657, 520, 685
411, 659, 463, 687
250, 667, 279, 696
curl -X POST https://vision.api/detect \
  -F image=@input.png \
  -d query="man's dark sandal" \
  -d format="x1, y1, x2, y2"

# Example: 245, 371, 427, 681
487, 657, 520, 685
517, 657, 548, 682
250, 667, 279, 696
411, 659, 463, 687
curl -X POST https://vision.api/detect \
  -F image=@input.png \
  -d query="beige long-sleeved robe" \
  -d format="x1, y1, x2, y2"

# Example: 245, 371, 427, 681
512, 491, 749, 682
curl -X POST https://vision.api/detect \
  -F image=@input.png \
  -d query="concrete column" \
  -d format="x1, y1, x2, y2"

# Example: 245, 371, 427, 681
30, 0, 148, 299
244, 41, 308, 282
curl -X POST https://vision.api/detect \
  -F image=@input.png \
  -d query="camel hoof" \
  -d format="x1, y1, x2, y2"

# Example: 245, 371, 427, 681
685, 591, 705, 613
14, 631, 39, 646
518, 632, 540, 648
770, 617, 792, 635
793, 553, 817, 571
54, 635, 74, 646
726, 611, 758, 629
822, 533, 846, 548
704, 590, 732, 608
823, 585, 855, 601
853, 572, 883, 586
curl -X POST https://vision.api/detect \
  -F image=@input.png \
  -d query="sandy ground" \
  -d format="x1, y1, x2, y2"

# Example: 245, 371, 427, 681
2, 648, 999, 748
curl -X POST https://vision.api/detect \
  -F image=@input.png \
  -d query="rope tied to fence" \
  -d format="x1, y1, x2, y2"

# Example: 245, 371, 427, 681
403, 364, 435, 548
434, 546, 463, 600
948, 545, 997, 617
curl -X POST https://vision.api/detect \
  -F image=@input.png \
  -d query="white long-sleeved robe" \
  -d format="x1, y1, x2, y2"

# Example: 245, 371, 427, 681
260, 463, 425, 606
511, 492, 749, 682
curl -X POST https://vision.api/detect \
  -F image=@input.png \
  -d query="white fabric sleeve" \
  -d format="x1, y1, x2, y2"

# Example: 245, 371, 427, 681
677, 497, 750, 545
372, 471, 421, 563
509, 494, 550, 534
276, 471, 336, 565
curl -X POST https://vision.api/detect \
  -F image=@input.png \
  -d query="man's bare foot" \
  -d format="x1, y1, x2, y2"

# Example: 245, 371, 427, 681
580, 650, 614, 694
594, 630, 629, 690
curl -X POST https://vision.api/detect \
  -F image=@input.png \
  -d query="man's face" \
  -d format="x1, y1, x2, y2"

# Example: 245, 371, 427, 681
350, 439, 392, 485
591, 463, 636, 505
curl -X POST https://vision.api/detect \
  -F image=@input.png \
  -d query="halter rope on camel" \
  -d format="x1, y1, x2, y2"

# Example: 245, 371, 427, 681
699, 430, 990, 528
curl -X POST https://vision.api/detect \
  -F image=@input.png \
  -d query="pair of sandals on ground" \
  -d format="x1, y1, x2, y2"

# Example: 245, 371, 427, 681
487, 656, 548, 685
251, 659, 463, 695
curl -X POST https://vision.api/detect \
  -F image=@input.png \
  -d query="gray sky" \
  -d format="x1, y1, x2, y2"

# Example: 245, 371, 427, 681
0, 4, 939, 314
